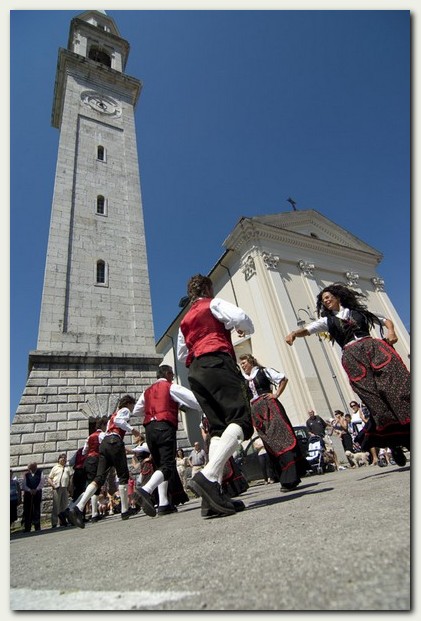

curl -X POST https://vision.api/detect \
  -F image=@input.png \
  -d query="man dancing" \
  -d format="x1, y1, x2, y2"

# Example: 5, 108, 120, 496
133, 365, 202, 517
68, 395, 140, 528
177, 274, 254, 518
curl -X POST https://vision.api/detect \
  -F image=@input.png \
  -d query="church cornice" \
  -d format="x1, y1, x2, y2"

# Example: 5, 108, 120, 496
224, 217, 382, 267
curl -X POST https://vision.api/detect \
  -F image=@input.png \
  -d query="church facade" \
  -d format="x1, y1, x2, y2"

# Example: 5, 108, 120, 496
156, 210, 410, 445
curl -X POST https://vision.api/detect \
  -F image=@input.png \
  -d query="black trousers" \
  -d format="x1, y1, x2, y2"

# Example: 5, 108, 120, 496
84, 456, 100, 496
23, 491, 42, 531
145, 420, 177, 481
72, 468, 87, 501
94, 435, 129, 487
188, 352, 253, 440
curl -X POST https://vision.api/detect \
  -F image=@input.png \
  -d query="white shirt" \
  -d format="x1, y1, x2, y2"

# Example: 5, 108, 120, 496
82, 431, 106, 455
242, 366, 287, 402
107, 407, 134, 435
133, 378, 202, 425
132, 442, 150, 455
177, 297, 254, 363
306, 306, 387, 342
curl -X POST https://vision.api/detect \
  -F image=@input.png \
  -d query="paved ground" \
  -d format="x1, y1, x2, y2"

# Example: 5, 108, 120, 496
9, 460, 411, 612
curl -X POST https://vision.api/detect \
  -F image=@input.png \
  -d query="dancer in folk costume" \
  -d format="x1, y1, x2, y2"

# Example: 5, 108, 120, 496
80, 416, 108, 522
177, 274, 254, 518
133, 365, 201, 517
285, 283, 410, 466
68, 395, 140, 528
239, 354, 308, 491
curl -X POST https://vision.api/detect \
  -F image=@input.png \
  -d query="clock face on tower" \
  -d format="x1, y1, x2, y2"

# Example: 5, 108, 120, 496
81, 90, 122, 117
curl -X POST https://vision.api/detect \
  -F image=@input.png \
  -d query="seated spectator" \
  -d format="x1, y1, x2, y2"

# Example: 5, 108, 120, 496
323, 446, 340, 471
111, 491, 121, 514
97, 486, 112, 516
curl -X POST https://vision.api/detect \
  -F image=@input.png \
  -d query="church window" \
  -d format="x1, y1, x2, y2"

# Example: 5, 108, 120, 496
96, 195, 106, 215
96, 260, 108, 286
97, 145, 106, 161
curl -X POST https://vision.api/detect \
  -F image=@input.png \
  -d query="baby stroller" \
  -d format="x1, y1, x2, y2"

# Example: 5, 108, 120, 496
306, 435, 325, 475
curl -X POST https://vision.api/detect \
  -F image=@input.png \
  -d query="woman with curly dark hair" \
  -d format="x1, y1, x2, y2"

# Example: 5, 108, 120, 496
285, 283, 410, 466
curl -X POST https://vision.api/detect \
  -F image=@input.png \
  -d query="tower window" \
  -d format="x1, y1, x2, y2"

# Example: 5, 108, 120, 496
97, 145, 106, 161
95, 260, 108, 286
88, 46, 112, 67
96, 195, 106, 215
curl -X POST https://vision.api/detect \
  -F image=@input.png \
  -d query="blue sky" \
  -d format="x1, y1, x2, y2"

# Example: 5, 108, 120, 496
8, 8, 410, 421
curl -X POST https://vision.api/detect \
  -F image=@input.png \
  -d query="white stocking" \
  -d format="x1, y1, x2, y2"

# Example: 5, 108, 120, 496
76, 481, 98, 511
119, 484, 129, 514
202, 423, 244, 483
142, 469, 165, 494
157, 481, 169, 506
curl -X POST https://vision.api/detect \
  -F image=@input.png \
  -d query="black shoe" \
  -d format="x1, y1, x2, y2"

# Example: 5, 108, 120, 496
137, 488, 157, 517
391, 447, 407, 467
201, 497, 245, 518
280, 480, 300, 493
68, 506, 85, 529
188, 472, 236, 516
121, 506, 137, 521
91, 513, 103, 524
157, 504, 178, 516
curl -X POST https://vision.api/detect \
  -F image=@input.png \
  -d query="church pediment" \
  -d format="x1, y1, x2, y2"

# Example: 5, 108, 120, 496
227, 210, 381, 258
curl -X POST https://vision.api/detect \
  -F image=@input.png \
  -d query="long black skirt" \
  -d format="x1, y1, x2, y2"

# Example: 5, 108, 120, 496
251, 396, 308, 486
342, 338, 410, 450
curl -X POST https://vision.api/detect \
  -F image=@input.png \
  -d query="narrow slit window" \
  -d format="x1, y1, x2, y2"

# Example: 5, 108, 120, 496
97, 145, 105, 161
96, 195, 105, 215
96, 260, 106, 284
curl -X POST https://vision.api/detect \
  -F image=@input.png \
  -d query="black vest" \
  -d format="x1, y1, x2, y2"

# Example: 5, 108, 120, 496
327, 310, 371, 348
25, 469, 42, 490
245, 368, 273, 399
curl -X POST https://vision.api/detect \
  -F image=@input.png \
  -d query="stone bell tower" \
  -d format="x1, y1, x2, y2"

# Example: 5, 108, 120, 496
11, 11, 161, 471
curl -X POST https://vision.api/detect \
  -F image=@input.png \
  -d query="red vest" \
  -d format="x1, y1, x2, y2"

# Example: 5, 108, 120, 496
106, 411, 126, 440
74, 447, 86, 469
86, 429, 102, 458
143, 380, 179, 428
180, 298, 235, 367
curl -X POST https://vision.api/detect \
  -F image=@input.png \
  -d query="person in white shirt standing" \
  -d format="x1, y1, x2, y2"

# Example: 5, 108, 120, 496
47, 454, 72, 528
68, 395, 140, 528
188, 442, 207, 477
177, 274, 254, 518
